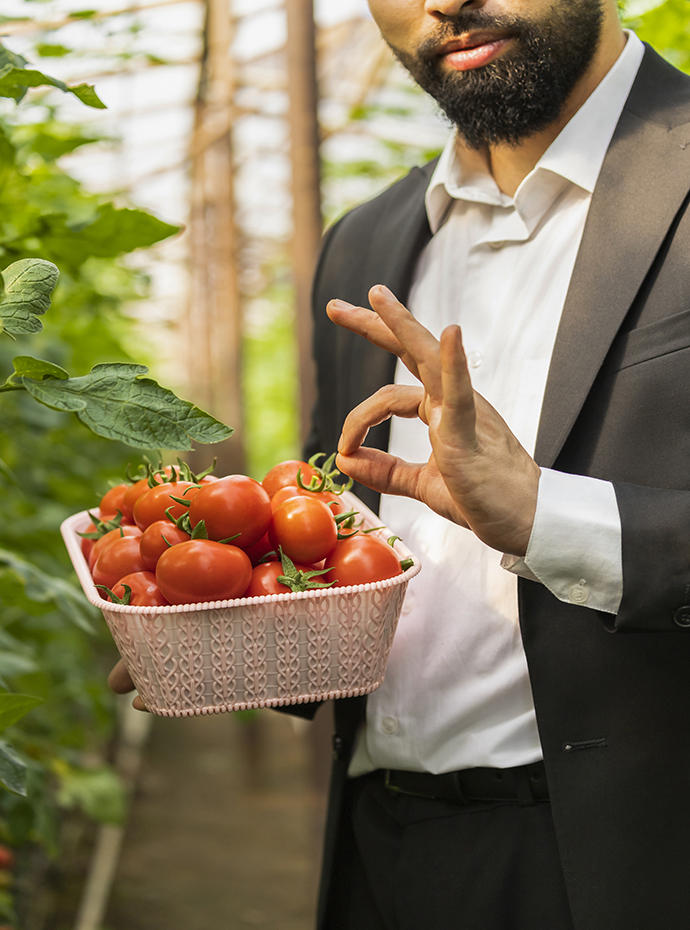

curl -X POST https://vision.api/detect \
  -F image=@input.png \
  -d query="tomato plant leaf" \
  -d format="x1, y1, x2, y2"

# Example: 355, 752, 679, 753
0, 43, 105, 109
7, 356, 69, 385
43, 204, 180, 266
0, 694, 43, 733
0, 259, 59, 336
0, 740, 28, 796
19, 363, 233, 450
0, 548, 95, 633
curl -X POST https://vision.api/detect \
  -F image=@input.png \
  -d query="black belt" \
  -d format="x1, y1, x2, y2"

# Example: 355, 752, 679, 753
382, 760, 548, 806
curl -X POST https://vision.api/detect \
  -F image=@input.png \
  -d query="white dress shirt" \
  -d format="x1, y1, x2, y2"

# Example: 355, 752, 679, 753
348, 32, 644, 777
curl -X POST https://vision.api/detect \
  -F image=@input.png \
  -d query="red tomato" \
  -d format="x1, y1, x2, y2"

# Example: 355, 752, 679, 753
156, 540, 252, 605
242, 532, 278, 566
139, 520, 191, 571
133, 481, 198, 530
109, 572, 169, 607
188, 475, 271, 548
245, 561, 315, 597
0, 846, 14, 870
99, 484, 128, 517
261, 460, 320, 498
92, 536, 148, 590
121, 478, 151, 522
88, 525, 142, 571
270, 484, 345, 516
324, 535, 402, 587
269, 496, 337, 564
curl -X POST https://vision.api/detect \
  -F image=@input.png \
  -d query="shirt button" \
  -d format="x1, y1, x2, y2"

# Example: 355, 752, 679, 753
381, 716, 399, 735
568, 580, 589, 605
467, 350, 483, 369
489, 240, 505, 249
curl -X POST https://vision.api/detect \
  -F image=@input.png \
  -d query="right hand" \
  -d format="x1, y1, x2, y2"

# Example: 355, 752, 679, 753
108, 658, 148, 712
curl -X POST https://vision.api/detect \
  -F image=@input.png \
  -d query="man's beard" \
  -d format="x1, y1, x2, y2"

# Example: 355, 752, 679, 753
389, 1, 605, 149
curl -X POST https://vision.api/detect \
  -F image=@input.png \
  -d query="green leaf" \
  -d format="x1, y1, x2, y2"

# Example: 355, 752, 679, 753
0, 740, 28, 796
35, 44, 73, 59
0, 259, 59, 336
56, 764, 126, 824
44, 204, 180, 265
19, 363, 233, 450
0, 693, 43, 732
0, 548, 95, 633
7, 356, 69, 385
0, 64, 106, 109
0, 45, 29, 72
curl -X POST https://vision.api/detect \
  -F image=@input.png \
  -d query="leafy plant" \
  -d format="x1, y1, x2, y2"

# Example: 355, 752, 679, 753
0, 36, 232, 922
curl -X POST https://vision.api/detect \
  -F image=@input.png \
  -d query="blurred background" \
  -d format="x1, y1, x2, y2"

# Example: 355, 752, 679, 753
0, 1, 688, 928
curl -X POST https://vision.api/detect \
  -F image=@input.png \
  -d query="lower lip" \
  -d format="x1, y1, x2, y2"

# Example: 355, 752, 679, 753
442, 38, 511, 71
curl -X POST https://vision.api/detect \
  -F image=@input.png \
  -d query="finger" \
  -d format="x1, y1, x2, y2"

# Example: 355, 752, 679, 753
326, 298, 404, 358
438, 324, 477, 450
336, 447, 425, 501
132, 695, 150, 713
108, 658, 135, 694
338, 384, 425, 456
368, 286, 442, 396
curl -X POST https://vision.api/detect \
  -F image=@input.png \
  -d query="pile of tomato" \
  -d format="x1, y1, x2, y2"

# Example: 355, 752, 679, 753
79, 455, 413, 608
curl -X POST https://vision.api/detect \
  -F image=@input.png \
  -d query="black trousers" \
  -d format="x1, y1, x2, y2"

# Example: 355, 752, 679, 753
344, 772, 575, 930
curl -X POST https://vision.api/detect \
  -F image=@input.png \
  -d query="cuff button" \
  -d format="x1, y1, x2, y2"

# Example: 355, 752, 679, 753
673, 606, 690, 628
567, 580, 589, 605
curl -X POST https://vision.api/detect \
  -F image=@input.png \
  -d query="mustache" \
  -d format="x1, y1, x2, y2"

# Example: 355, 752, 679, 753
415, 11, 527, 62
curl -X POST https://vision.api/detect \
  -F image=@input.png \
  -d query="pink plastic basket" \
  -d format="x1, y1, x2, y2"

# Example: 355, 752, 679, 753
60, 492, 420, 717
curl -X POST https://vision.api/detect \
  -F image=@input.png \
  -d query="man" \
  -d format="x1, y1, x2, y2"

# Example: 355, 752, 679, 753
302, 0, 690, 928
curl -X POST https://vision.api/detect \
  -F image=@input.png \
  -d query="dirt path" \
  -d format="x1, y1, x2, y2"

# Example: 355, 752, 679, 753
105, 709, 326, 930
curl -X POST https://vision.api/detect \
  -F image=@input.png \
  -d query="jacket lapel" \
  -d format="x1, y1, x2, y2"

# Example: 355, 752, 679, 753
535, 48, 690, 467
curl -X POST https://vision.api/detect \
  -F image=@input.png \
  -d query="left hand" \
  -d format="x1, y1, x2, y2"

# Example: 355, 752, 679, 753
326, 285, 541, 557
108, 658, 148, 712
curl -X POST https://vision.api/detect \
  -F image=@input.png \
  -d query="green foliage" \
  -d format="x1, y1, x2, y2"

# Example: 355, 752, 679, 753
622, 0, 690, 74
0, 42, 104, 108
0, 34, 219, 895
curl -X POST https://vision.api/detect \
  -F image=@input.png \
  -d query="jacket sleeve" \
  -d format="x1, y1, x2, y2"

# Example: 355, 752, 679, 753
608, 481, 690, 632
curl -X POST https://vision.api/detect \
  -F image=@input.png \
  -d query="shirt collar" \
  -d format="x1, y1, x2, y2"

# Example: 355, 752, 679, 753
425, 30, 645, 234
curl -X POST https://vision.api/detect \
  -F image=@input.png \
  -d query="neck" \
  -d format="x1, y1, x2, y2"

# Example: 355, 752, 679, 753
478, 23, 627, 197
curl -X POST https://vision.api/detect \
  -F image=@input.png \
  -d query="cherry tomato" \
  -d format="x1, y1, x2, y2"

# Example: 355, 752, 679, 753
261, 460, 320, 498
109, 572, 169, 607
324, 535, 402, 587
0, 846, 14, 870
244, 561, 315, 598
188, 475, 272, 548
88, 525, 142, 571
269, 496, 337, 564
242, 532, 278, 566
121, 478, 151, 523
139, 520, 191, 571
92, 536, 148, 590
133, 481, 198, 530
99, 484, 128, 517
270, 484, 345, 516
156, 540, 252, 605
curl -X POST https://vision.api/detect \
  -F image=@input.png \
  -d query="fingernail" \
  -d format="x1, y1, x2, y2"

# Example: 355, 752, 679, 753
330, 299, 355, 311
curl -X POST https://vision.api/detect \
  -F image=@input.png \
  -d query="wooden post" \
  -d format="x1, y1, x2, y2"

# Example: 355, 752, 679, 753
286, 0, 322, 447
185, 0, 245, 476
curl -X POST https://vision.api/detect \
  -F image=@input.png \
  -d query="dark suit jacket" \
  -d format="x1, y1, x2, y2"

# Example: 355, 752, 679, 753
304, 45, 690, 930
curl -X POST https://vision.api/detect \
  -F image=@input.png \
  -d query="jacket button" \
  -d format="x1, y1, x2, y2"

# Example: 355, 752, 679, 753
333, 735, 345, 759
673, 606, 690, 628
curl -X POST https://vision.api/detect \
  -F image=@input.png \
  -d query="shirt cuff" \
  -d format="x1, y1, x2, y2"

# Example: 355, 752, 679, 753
501, 468, 622, 614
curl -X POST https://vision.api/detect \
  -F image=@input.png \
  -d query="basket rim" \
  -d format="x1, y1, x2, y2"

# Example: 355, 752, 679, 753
61, 490, 421, 616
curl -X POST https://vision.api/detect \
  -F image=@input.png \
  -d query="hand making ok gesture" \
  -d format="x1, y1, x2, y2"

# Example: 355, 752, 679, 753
327, 285, 541, 557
